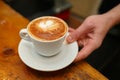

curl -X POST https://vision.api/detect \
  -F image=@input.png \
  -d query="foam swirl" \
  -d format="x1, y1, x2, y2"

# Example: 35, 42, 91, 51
29, 17, 67, 41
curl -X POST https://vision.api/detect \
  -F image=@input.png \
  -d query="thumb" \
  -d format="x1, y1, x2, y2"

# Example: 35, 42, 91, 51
66, 25, 85, 43
66, 30, 79, 43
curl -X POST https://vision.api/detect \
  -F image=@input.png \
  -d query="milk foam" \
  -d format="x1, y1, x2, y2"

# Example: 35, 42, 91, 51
29, 17, 67, 41
39, 20, 53, 31
38, 20, 60, 33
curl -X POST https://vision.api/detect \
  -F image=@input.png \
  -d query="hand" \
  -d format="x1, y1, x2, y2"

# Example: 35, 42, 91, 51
67, 15, 112, 62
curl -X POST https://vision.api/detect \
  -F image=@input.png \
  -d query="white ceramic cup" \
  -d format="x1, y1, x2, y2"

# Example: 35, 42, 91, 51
19, 16, 68, 56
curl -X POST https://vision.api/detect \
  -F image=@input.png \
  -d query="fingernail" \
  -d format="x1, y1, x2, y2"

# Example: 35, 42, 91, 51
68, 35, 74, 42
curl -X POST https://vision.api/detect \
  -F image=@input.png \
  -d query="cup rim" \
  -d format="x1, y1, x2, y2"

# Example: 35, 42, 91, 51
27, 16, 68, 42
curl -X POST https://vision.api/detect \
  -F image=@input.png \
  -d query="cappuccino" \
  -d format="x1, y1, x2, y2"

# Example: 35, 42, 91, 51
20, 16, 69, 56
28, 16, 68, 41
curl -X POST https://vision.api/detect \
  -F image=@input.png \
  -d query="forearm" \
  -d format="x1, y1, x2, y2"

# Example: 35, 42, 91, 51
102, 4, 120, 28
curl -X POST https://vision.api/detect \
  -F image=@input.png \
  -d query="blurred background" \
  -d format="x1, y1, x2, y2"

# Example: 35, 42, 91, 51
4, 0, 101, 20
4, 0, 120, 80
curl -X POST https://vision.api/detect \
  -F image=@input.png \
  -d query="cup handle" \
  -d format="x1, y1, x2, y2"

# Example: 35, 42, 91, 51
19, 29, 31, 42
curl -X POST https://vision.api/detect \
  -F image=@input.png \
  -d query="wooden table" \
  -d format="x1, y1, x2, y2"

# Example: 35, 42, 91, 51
0, 1, 108, 80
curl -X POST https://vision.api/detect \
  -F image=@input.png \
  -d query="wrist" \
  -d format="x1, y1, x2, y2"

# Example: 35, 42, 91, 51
103, 4, 120, 28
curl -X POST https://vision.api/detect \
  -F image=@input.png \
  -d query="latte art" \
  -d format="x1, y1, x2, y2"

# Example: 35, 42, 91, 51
28, 17, 67, 41
39, 20, 54, 31
38, 20, 61, 33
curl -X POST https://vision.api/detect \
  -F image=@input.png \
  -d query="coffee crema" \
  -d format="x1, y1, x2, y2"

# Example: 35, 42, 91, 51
28, 17, 67, 41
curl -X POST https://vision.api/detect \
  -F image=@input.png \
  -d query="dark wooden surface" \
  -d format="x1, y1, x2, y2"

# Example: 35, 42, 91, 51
0, 1, 108, 80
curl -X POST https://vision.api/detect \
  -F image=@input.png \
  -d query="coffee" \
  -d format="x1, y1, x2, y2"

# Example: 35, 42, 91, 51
28, 16, 68, 41
20, 16, 68, 56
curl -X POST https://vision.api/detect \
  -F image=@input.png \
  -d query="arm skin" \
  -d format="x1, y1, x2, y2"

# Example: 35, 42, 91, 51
67, 4, 120, 62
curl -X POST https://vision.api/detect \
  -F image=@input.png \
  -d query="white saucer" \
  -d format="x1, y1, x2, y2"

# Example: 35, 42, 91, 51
18, 39, 78, 72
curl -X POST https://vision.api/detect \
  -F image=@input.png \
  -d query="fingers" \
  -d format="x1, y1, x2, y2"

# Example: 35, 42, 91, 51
74, 44, 96, 62
68, 27, 75, 32
67, 27, 81, 43
67, 24, 88, 43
